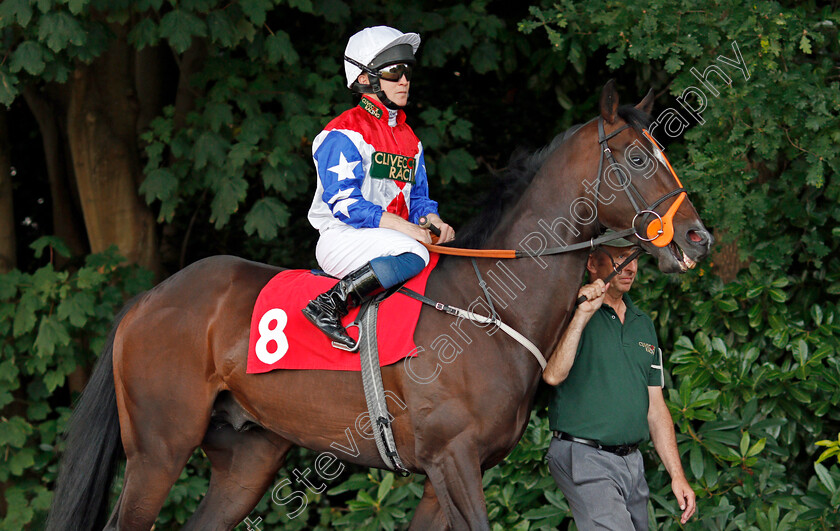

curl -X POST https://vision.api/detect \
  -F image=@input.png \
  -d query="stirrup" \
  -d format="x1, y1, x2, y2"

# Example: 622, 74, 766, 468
331, 322, 361, 352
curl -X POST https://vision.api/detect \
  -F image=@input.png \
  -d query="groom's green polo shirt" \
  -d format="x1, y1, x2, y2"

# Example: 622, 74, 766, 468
548, 294, 663, 446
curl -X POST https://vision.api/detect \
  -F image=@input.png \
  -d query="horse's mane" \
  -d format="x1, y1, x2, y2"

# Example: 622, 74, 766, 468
451, 104, 650, 249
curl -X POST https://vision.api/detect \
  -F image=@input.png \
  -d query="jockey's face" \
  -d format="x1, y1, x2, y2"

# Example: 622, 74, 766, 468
358, 71, 410, 108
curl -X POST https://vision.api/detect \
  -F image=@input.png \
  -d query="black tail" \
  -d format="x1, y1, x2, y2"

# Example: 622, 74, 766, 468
46, 298, 140, 531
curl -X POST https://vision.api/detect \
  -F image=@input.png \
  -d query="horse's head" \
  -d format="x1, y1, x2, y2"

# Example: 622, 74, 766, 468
591, 80, 713, 274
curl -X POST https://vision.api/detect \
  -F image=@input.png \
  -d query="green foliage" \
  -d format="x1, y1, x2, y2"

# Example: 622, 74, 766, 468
3, 0, 839, 529
0, 238, 152, 530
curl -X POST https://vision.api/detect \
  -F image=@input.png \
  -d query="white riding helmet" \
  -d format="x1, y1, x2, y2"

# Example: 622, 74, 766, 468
343, 26, 421, 88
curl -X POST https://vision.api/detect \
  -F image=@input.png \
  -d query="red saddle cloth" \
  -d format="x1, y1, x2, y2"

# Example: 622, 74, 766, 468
246, 254, 439, 373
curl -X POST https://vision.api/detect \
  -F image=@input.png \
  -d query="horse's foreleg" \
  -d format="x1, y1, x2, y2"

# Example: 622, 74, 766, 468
421, 440, 489, 531
410, 478, 449, 530
183, 425, 293, 531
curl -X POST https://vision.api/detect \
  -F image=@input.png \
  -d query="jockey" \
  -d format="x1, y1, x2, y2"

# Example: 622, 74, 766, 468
303, 26, 455, 349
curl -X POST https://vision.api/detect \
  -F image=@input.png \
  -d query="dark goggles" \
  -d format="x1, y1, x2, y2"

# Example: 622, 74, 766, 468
377, 63, 413, 82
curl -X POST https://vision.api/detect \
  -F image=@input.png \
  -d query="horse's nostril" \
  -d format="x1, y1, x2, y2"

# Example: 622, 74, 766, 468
687, 229, 709, 246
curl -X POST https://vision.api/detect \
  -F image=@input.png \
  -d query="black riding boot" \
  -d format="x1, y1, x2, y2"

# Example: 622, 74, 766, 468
302, 263, 383, 349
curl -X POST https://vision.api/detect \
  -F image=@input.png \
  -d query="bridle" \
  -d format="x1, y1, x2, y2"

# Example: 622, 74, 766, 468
596, 116, 687, 248
401, 114, 694, 358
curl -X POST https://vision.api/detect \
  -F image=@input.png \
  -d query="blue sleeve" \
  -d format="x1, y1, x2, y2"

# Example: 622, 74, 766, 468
313, 131, 383, 228
408, 149, 439, 224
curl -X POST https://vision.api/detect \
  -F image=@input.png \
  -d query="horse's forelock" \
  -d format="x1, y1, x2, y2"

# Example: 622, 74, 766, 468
616, 105, 653, 135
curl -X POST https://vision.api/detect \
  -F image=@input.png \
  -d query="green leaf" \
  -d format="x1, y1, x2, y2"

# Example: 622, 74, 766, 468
437, 148, 477, 184
805, 159, 824, 188
67, 0, 87, 15
27, 400, 51, 421
792, 339, 808, 364
0, 69, 20, 106
140, 167, 179, 203
228, 142, 256, 169
265, 31, 299, 65
13, 292, 41, 337
34, 315, 71, 356
664, 55, 683, 73
606, 49, 626, 70
8, 447, 36, 475
57, 291, 95, 327
746, 437, 766, 458
314, 0, 350, 24
193, 131, 229, 170
289, 0, 314, 11
377, 473, 394, 502
158, 9, 207, 54
690, 443, 704, 479
740, 431, 750, 456
128, 17, 159, 49
38, 11, 87, 52
0, 0, 34, 27
43, 370, 65, 392
715, 297, 739, 312
240, 0, 273, 25
814, 463, 836, 493
471, 41, 499, 74
209, 175, 248, 229
30, 235, 72, 258
243, 198, 290, 240
10, 41, 46, 75
204, 102, 234, 132
206, 10, 239, 47
810, 305, 823, 326
0, 417, 32, 448
799, 34, 812, 54
767, 288, 787, 303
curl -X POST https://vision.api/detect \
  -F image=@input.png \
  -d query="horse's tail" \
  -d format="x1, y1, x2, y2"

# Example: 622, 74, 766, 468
46, 296, 141, 531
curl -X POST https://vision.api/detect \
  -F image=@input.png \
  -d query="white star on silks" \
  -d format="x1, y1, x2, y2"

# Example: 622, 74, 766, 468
327, 152, 360, 182
328, 188, 358, 218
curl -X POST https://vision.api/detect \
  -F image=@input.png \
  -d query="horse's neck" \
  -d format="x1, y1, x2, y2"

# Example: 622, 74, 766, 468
482, 141, 597, 355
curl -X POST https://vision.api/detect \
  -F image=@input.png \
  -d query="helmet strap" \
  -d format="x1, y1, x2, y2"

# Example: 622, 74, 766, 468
351, 75, 405, 110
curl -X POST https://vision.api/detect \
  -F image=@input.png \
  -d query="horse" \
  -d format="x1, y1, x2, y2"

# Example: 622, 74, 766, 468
47, 81, 713, 530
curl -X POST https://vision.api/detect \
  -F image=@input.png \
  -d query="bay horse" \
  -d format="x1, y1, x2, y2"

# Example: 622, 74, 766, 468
47, 81, 712, 530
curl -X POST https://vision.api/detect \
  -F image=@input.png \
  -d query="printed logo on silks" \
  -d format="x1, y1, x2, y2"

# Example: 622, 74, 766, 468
358, 98, 383, 119
638, 341, 655, 355
370, 151, 416, 184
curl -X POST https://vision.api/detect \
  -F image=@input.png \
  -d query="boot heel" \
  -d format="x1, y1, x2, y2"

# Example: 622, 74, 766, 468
331, 323, 361, 352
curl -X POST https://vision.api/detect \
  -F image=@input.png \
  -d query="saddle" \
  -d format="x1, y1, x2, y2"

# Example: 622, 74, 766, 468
246, 254, 439, 374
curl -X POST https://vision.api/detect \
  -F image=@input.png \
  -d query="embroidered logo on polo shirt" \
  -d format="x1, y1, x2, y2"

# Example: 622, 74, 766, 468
370, 151, 416, 184
638, 341, 655, 355
358, 98, 383, 119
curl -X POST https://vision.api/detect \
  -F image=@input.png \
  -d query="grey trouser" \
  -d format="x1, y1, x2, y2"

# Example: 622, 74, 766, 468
546, 437, 649, 530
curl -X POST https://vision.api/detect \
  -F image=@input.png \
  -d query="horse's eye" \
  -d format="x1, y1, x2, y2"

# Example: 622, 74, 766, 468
629, 155, 645, 166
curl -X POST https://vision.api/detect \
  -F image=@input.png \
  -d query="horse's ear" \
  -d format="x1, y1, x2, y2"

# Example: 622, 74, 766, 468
635, 88, 655, 115
600, 79, 619, 124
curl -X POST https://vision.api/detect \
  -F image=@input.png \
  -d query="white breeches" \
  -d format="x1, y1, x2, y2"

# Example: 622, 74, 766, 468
315, 225, 430, 278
